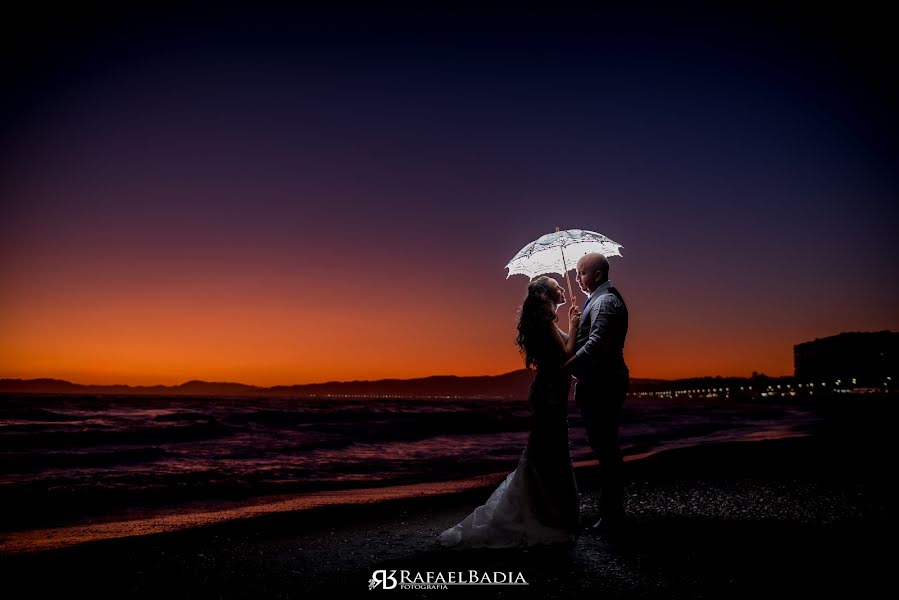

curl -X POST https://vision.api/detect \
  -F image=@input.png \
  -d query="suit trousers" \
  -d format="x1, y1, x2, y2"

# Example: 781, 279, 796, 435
574, 375, 628, 519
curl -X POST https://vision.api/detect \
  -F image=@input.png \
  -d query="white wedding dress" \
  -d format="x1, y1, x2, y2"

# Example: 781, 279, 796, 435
437, 449, 576, 548
437, 355, 580, 549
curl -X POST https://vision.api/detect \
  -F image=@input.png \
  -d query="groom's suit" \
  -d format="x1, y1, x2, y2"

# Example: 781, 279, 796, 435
571, 279, 629, 521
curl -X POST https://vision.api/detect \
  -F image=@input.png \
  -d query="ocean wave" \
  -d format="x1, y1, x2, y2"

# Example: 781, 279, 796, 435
0, 446, 171, 472
0, 420, 232, 450
0, 407, 85, 422
153, 411, 216, 422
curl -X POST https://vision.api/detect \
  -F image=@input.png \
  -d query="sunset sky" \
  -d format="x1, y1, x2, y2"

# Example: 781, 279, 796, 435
2, 3, 896, 386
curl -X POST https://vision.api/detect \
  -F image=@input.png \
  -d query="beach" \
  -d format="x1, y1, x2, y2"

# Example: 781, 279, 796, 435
2, 397, 896, 599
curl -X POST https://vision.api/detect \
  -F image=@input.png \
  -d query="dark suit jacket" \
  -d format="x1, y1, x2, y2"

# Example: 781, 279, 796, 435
573, 281, 629, 382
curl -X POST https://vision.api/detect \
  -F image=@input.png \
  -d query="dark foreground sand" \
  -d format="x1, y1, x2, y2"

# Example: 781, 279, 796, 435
1, 399, 897, 599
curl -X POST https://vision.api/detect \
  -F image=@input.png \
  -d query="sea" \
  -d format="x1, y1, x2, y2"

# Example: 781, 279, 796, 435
0, 393, 821, 532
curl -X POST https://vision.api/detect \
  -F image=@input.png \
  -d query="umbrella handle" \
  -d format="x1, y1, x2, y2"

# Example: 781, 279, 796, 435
555, 227, 578, 309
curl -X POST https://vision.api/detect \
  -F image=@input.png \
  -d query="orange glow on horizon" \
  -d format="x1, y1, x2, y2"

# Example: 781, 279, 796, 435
0, 242, 879, 387
1, 274, 798, 387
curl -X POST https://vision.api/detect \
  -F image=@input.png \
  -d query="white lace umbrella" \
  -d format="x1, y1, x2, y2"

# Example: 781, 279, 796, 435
505, 228, 623, 302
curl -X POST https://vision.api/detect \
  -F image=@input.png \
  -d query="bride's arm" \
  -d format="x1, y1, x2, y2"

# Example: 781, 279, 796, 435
552, 309, 581, 357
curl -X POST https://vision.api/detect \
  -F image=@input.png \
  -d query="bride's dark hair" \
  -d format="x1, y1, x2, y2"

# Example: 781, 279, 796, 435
516, 276, 558, 369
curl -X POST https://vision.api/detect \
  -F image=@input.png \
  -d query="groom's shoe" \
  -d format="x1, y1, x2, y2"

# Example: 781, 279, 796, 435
586, 516, 625, 536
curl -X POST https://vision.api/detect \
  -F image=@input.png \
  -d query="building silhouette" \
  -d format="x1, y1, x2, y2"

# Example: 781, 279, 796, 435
794, 331, 898, 386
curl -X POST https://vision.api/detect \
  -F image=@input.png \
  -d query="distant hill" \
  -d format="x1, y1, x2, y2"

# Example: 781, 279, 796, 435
0, 372, 667, 398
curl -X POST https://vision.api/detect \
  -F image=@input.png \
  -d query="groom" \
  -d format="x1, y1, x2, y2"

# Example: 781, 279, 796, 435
563, 253, 629, 532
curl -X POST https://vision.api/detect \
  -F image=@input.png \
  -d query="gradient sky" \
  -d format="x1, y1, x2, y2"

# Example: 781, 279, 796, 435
2, 2, 897, 385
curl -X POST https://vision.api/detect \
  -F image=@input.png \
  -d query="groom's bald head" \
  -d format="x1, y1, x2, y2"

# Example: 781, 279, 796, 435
575, 253, 609, 293
580, 253, 609, 276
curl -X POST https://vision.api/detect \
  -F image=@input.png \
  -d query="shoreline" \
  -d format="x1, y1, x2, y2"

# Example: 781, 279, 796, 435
0, 427, 812, 555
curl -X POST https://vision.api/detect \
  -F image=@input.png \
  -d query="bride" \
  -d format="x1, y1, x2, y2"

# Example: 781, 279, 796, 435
437, 276, 581, 548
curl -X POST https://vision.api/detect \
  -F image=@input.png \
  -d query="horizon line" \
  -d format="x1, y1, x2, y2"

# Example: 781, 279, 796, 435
0, 369, 796, 389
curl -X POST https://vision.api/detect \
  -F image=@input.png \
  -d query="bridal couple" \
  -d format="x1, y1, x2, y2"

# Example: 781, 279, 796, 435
437, 252, 629, 549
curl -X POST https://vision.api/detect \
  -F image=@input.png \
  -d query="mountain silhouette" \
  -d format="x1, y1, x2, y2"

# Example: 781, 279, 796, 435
0, 371, 665, 398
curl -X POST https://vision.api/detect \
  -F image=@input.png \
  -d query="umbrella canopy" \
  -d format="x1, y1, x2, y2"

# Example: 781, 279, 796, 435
505, 228, 623, 304
505, 229, 623, 280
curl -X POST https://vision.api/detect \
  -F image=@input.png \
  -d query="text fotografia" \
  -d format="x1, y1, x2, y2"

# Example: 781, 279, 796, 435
369, 570, 529, 590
